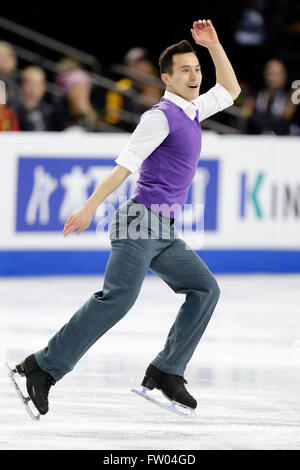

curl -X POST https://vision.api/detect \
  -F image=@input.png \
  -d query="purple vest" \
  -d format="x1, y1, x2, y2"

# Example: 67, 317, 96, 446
131, 97, 202, 218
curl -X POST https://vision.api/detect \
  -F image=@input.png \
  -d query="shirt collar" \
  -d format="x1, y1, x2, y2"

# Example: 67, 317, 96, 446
163, 90, 197, 120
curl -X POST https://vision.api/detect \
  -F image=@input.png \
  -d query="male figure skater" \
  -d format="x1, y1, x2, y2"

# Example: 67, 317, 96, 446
12, 20, 240, 416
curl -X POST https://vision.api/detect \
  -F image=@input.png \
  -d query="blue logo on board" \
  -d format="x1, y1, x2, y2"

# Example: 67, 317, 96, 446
16, 157, 219, 232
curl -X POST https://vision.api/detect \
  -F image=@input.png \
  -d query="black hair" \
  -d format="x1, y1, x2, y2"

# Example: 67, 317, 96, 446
159, 40, 197, 75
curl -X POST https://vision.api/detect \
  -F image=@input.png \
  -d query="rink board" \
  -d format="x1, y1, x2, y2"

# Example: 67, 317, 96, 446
1, 250, 300, 276
0, 132, 299, 274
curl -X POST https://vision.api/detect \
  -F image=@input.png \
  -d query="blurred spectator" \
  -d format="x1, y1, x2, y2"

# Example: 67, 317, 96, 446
105, 47, 163, 132
235, 80, 256, 116
230, 80, 257, 133
247, 59, 298, 135
232, 1, 268, 88
290, 81, 300, 135
55, 57, 104, 112
53, 69, 99, 132
234, 0, 266, 46
55, 56, 83, 76
0, 41, 20, 109
123, 48, 162, 110
0, 103, 19, 131
16, 66, 54, 131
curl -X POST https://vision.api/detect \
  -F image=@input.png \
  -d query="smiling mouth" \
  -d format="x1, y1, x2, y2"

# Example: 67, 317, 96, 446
188, 85, 199, 88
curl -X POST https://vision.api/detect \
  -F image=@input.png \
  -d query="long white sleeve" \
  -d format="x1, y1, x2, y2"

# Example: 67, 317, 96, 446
194, 83, 234, 122
115, 110, 169, 174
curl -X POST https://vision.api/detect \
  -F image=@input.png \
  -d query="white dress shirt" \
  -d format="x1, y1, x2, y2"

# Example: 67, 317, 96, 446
115, 83, 233, 174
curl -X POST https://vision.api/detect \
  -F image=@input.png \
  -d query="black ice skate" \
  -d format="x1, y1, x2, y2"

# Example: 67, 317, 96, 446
131, 364, 196, 417
6, 354, 55, 420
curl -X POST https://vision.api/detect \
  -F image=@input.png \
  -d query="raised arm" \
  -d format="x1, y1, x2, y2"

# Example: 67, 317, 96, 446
62, 164, 131, 237
191, 19, 241, 100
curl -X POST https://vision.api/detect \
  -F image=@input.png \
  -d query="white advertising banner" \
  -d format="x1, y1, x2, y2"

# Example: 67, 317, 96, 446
0, 132, 299, 274
202, 133, 300, 249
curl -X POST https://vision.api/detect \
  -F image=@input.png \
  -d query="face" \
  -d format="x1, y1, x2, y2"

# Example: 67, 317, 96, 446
264, 60, 287, 90
66, 82, 91, 115
66, 82, 90, 104
0, 45, 16, 75
161, 53, 202, 102
129, 59, 155, 75
21, 70, 46, 103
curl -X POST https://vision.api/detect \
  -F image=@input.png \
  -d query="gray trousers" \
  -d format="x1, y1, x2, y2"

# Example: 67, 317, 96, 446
35, 200, 220, 381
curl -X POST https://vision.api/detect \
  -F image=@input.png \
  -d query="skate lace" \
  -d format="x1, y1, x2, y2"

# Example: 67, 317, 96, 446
175, 376, 188, 386
175, 376, 194, 400
42, 374, 55, 399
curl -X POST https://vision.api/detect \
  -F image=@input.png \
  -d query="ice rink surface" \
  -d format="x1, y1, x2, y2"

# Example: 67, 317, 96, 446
1, 274, 300, 450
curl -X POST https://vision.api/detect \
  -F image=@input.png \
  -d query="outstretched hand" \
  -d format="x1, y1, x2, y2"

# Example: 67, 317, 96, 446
62, 206, 94, 237
190, 19, 219, 48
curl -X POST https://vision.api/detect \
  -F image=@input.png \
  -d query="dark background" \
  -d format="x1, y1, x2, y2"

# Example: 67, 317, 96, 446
1, 1, 300, 91
1, 2, 240, 65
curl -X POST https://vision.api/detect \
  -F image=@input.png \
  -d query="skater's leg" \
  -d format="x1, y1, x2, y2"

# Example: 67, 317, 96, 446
35, 236, 153, 381
149, 238, 220, 377
34, 199, 176, 382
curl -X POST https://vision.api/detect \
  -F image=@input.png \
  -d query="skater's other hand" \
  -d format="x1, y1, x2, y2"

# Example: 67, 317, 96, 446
190, 20, 219, 48
62, 206, 93, 236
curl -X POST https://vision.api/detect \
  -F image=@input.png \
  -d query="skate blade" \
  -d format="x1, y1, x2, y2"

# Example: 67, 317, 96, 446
131, 387, 196, 418
5, 362, 40, 421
